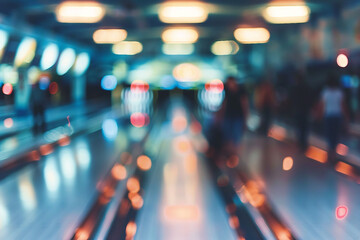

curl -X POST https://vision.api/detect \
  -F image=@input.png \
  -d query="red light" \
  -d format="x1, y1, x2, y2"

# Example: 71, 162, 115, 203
336, 206, 348, 220
130, 80, 149, 92
49, 82, 59, 95
2, 83, 13, 95
205, 79, 224, 93
130, 112, 149, 128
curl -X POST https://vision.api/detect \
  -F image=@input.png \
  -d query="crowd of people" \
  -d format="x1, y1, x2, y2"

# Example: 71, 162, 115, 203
210, 72, 349, 161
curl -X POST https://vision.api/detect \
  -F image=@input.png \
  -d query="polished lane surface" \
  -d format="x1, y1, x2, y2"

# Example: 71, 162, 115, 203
237, 134, 360, 240
0, 117, 130, 240
135, 105, 238, 240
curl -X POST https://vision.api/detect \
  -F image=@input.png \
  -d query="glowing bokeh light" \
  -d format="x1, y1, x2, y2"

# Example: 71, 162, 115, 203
162, 27, 199, 44
336, 143, 349, 156
282, 156, 294, 171
56, 1, 106, 23
49, 82, 59, 95
2, 83, 13, 95
162, 43, 195, 55
159, 1, 208, 23
3, 118, 13, 128
137, 155, 152, 171
57, 48, 76, 76
336, 206, 348, 220
263, 4, 311, 24
101, 75, 117, 91
337, 54, 348, 68
40, 44, 59, 70
111, 164, 127, 180
130, 112, 149, 128
93, 29, 127, 44
130, 80, 149, 92
112, 41, 143, 55
211, 40, 239, 55
305, 146, 328, 163
234, 27, 270, 44
126, 221, 137, 237
102, 119, 118, 140
14, 37, 37, 67
127, 177, 140, 193
205, 79, 224, 93
173, 63, 201, 82
73, 52, 91, 76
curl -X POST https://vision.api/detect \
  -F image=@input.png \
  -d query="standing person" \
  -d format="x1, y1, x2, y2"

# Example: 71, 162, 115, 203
30, 81, 47, 134
290, 72, 313, 151
255, 79, 276, 135
217, 76, 249, 154
320, 75, 347, 159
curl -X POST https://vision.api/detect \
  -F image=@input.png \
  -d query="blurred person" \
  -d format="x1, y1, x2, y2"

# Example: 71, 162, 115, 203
320, 75, 347, 159
290, 72, 313, 151
216, 76, 249, 154
30, 81, 47, 134
255, 79, 276, 135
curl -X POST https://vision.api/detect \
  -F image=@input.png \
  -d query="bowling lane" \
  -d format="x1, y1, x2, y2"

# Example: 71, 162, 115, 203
238, 134, 360, 240
0, 118, 130, 240
134, 105, 238, 240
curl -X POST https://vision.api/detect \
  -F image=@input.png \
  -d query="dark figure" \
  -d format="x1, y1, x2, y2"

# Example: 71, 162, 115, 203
255, 79, 276, 135
320, 75, 346, 156
216, 76, 249, 153
30, 82, 47, 134
290, 73, 313, 151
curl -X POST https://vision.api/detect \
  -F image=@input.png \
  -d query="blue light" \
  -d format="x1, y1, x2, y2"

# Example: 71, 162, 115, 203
39, 76, 50, 90
102, 119, 118, 140
101, 75, 117, 91
160, 75, 176, 90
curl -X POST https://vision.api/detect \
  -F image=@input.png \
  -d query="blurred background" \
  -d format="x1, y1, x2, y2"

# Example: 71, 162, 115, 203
0, 0, 359, 240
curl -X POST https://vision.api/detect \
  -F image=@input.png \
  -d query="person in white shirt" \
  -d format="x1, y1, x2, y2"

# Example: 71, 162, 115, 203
321, 76, 346, 154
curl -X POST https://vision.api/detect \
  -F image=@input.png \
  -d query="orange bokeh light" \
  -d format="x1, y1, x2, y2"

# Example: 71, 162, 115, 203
39, 144, 54, 156
127, 177, 140, 193
58, 136, 71, 146
305, 146, 328, 163
111, 164, 127, 180
268, 126, 286, 141
126, 221, 137, 237
336, 144, 349, 156
137, 155, 152, 171
282, 156, 294, 171
229, 216, 240, 229
335, 162, 354, 177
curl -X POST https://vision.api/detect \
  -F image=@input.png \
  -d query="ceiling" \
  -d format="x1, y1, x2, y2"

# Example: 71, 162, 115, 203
0, 0, 356, 60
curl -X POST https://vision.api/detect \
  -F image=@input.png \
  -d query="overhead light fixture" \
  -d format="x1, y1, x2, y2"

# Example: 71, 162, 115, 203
55, 1, 106, 23
211, 40, 239, 55
234, 27, 270, 44
14, 37, 37, 67
173, 63, 201, 82
263, 3, 310, 24
162, 44, 195, 55
112, 41, 143, 55
93, 29, 127, 44
159, 1, 208, 23
57, 48, 76, 76
40, 44, 59, 70
162, 28, 199, 44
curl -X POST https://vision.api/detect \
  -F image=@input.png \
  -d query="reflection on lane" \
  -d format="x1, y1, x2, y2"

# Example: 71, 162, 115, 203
43, 156, 61, 195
